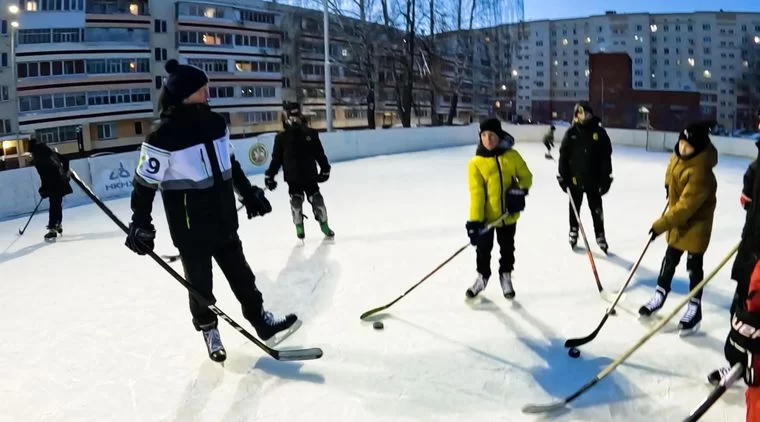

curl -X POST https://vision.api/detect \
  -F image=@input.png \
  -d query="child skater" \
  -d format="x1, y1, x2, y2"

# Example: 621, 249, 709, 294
465, 118, 533, 300
638, 121, 718, 335
543, 125, 555, 159
29, 138, 73, 241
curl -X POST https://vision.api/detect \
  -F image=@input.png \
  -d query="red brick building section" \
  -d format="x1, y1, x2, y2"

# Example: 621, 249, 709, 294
588, 52, 701, 131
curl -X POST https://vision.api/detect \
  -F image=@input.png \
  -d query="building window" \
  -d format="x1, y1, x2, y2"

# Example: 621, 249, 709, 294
187, 58, 228, 73
242, 111, 277, 123
96, 123, 115, 140
0, 119, 11, 135
154, 48, 166, 61
235, 60, 280, 73
155, 76, 163, 89
178, 31, 234, 46
0, 85, 8, 101
1, 20, 7, 35
209, 86, 234, 98
134, 121, 143, 135
240, 86, 276, 98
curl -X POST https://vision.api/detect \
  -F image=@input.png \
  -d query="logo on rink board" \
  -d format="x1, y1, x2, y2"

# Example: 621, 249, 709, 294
249, 142, 268, 166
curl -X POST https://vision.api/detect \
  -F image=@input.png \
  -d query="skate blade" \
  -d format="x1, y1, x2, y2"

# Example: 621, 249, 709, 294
264, 319, 303, 348
678, 322, 700, 337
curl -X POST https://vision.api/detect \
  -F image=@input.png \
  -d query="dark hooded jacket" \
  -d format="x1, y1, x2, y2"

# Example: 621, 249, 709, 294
558, 116, 613, 191
733, 140, 760, 290
265, 122, 330, 185
30, 141, 73, 198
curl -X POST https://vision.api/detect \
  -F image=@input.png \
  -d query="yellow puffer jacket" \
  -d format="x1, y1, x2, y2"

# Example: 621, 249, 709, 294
468, 139, 533, 227
651, 143, 718, 254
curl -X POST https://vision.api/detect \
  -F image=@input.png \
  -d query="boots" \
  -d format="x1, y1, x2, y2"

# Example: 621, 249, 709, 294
500, 272, 515, 299
201, 326, 226, 363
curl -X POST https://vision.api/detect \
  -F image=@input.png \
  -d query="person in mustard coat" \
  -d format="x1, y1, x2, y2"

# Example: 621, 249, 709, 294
639, 121, 718, 334
465, 118, 533, 300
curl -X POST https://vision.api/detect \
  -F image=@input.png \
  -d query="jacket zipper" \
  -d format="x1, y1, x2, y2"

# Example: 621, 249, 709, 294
199, 150, 210, 178
184, 193, 190, 229
495, 156, 506, 215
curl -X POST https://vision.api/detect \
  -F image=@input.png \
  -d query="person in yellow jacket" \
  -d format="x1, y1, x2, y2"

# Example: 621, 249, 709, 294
639, 121, 718, 335
465, 118, 533, 299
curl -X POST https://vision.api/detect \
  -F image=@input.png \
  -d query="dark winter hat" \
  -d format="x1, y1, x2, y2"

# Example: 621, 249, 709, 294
283, 101, 303, 117
163, 59, 209, 104
479, 118, 508, 139
679, 120, 715, 152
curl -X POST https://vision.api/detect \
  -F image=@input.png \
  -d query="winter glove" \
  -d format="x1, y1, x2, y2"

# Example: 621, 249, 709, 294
599, 176, 613, 196
724, 307, 760, 386
38, 186, 49, 199
556, 175, 568, 192
506, 188, 527, 214
240, 186, 272, 219
742, 192, 752, 210
664, 185, 669, 200
465, 221, 485, 246
316, 169, 330, 183
649, 218, 668, 240
264, 174, 277, 191
125, 222, 156, 255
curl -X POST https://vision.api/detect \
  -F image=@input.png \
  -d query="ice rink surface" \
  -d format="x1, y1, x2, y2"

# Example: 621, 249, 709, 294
0, 141, 752, 421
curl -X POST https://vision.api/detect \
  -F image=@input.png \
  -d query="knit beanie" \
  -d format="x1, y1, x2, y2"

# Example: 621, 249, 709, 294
678, 120, 715, 155
163, 59, 209, 104
479, 118, 507, 139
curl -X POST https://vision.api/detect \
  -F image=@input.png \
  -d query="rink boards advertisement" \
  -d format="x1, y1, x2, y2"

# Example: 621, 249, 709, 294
88, 152, 139, 200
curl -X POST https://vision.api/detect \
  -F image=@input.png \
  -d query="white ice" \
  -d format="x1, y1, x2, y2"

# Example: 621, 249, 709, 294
0, 141, 750, 421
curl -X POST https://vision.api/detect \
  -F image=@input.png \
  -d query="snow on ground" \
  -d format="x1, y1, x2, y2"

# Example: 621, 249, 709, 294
0, 141, 750, 421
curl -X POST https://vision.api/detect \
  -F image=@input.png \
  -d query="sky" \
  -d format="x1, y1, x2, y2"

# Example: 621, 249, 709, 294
524, 0, 760, 21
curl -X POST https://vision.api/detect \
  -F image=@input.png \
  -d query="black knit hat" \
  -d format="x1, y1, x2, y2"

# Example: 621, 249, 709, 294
283, 101, 303, 117
163, 59, 209, 104
679, 120, 715, 154
479, 118, 508, 139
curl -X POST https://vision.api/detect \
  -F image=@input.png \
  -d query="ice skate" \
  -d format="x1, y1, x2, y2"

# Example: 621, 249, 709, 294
544, 152, 553, 160
569, 228, 578, 249
44, 226, 58, 242
320, 221, 334, 239
638, 286, 668, 316
596, 234, 609, 254
500, 272, 515, 299
254, 310, 301, 347
678, 298, 702, 335
707, 366, 733, 386
465, 273, 488, 298
201, 326, 226, 363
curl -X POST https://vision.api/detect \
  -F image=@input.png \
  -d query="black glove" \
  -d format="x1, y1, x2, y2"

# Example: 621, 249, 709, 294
240, 186, 272, 219
466, 221, 485, 246
648, 228, 661, 241
264, 174, 277, 191
725, 307, 760, 386
600, 176, 613, 196
38, 186, 49, 199
316, 169, 330, 183
556, 175, 568, 192
506, 188, 527, 214
664, 185, 669, 200
125, 222, 156, 255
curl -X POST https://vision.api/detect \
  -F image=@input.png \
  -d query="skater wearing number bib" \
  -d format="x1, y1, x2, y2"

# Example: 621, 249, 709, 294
124, 59, 298, 363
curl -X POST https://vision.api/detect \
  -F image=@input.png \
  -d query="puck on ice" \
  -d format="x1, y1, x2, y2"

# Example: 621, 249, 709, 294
373, 321, 384, 330
568, 347, 581, 358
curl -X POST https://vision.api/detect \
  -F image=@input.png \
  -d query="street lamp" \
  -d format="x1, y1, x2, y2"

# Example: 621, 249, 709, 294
322, 0, 333, 132
8, 5, 19, 14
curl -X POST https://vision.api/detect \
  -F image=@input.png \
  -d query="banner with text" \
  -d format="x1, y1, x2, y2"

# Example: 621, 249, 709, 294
88, 152, 140, 200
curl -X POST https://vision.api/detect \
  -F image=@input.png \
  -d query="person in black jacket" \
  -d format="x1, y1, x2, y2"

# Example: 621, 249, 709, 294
264, 102, 334, 241
29, 139, 73, 241
124, 59, 297, 363
557, 102, 614, 253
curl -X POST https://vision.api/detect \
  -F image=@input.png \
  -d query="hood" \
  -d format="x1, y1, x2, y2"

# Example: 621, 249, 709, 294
476, 136, 514, 157
161, 102, 216, 123
676, 141, 718, 169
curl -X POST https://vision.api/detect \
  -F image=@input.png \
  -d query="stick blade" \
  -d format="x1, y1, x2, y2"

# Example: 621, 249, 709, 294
360, 305, 388, 320
564, 334, 595, 349
521, 400, 567, 414
274, 347, 324, 361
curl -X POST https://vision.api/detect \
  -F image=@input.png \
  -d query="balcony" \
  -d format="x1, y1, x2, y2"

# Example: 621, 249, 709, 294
86, 0, 149, 16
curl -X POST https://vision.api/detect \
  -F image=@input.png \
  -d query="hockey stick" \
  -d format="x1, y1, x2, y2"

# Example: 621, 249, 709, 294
18, 198, 43, 235
683, 362, 743, 422
567, 189, 605, 295
564, 202, 668, 349
69, 170, 322, 362
522, 242, 740, 414
161, 203, 245, 263
359, 211, 512, 320
564, 235, 654, 349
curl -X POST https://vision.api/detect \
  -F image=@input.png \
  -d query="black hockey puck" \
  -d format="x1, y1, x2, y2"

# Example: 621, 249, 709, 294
568, 347, 581, 359
610, 308, 617, 315
373, 321, 384, 330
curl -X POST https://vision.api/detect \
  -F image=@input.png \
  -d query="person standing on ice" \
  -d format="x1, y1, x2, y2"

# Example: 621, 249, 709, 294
556, 102, 613, 253
543, 125, 555, 159
124, 59, 298, 364
29, 138, 73, 241
638, 121, 718, 334
465, 118, 533, 299
264, 102, 334, 241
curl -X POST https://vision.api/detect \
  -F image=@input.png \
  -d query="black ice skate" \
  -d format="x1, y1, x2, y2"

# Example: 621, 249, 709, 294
596, 234, 609, 254
254, 310, 301, 347
44, 225, 59, 242
707, 366, 733, 386
202, 326, 227, 363
569, 228, 578, 249
500, 272, 515, 299
678, 298, 702, 335
466, 274, 488, 298
639, 286, 668, 316
544, 152, 553, 160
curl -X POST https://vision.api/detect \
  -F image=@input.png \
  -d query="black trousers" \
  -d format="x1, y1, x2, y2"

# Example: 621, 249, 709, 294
179, 233, 264, 331
657, 246, 705, 300
569, 186, 605, 237
288, 180, 328, 224
476, 223, 517, 279
48, 195, 63, 228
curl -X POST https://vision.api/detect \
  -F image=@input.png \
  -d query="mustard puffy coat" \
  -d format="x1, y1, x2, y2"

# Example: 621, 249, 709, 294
651, 143, 718, 254
468, 139, 533, 227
